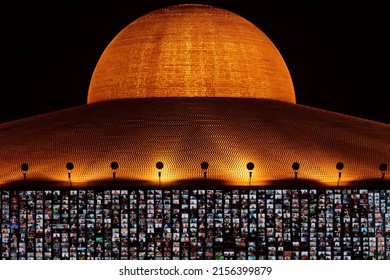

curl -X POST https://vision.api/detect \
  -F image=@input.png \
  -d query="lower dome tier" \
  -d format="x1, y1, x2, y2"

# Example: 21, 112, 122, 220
0, 97, 389, 187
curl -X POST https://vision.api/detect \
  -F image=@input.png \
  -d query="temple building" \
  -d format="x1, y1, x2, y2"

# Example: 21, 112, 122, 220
0, 4, 389, 260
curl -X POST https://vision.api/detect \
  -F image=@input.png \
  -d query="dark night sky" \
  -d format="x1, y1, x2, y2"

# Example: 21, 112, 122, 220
1, 0, 388, 124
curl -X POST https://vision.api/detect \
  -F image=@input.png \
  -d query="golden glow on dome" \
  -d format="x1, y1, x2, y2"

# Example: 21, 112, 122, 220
88, 4, 295, 104
0, 98, 389, 187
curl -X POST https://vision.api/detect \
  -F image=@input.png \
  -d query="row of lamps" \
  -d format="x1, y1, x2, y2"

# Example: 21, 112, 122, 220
19, 161, 388, 185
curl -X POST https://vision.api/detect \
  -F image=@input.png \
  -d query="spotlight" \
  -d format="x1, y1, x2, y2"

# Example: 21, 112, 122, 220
156, 161, 164, 171
156, 161, 164, 186
66, 162, 74, 185
379, 163, 387, 180
246, 162, 255, 171
200, 161, 209, 178
336, 162, 344, 186
246, 162, 255, 186
292, 162, 300, 180
336, 162, 344, 172
66, 162, 74, 171
21, 163, 28, 182
110, 161, 119, 180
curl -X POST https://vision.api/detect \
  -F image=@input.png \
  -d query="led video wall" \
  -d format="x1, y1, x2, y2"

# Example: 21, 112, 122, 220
1, 188, 390, 260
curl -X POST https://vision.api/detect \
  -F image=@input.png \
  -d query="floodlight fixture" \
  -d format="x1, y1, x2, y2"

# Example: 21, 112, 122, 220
379, 163, 387, 180
21, 163, 29, 182
66, 162, 74, 185
110, 161, 119, 180
336, 162, 344, 186
292, 162, 300, 180
201, 161, 209, 178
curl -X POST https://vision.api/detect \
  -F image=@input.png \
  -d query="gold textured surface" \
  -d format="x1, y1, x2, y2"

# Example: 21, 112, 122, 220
87, 4, 295, 103
0, 98, 388, 187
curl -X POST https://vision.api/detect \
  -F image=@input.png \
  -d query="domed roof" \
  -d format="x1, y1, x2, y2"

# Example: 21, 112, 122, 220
88, 4, 295, 103
1, 4, 388, 188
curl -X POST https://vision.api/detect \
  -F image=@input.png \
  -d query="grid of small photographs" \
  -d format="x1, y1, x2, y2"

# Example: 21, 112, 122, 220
1, 188, 390, 260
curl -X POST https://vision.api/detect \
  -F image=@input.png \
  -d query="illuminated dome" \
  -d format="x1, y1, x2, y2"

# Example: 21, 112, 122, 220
1, 3, 390, 263
88, 4, 295, 103
0, 4, 389, 187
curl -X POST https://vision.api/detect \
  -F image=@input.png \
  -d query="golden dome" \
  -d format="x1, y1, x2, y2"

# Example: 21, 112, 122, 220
87, 4, 295, 103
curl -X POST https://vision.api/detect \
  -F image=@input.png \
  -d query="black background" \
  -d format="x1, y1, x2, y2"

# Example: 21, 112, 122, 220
1, 0, 388, 123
